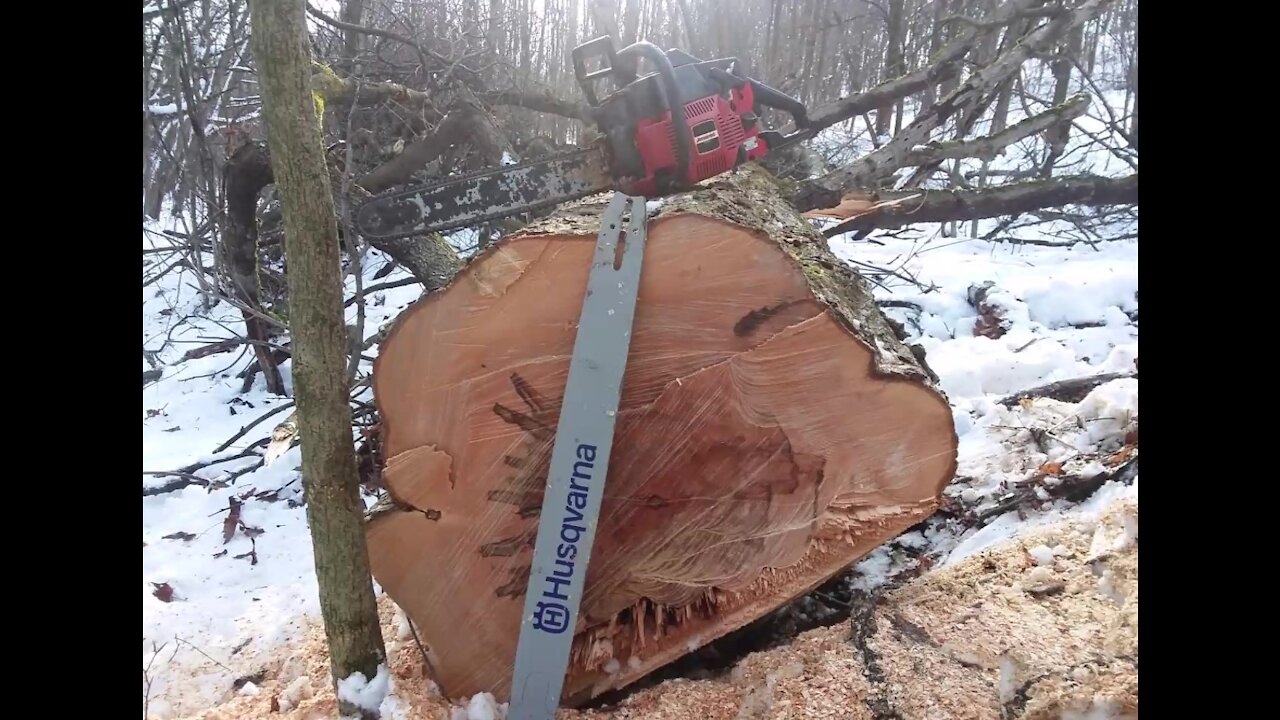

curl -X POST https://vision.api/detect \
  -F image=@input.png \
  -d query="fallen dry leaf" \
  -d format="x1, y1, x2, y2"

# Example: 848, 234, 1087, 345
212, 549, 228, 558
163, 531, 197, 542
152, 582, 175, 602
223, 497, 243, 544
1106, 446, 1135, 466
1038, 462, 1064, 476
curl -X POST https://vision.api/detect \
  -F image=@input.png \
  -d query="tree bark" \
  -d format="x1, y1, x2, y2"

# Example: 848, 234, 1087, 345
362, 164, 958, 706
248, 2, 387, 717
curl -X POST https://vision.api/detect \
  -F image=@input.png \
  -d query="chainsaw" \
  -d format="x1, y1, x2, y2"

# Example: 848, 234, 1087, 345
353, 36, 812, 240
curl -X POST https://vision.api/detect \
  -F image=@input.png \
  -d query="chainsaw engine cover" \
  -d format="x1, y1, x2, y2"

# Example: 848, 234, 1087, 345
590, 58, 768, 196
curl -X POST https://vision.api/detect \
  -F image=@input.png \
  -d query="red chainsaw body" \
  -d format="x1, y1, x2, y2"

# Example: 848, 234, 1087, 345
621, 83, 769, 196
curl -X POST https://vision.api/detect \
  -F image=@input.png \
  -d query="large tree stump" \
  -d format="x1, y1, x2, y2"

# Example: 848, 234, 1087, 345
364, 164, 958, 705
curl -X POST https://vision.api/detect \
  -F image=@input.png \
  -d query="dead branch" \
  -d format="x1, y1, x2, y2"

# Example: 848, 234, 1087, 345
359, 95, 503, 193
221, 142, 286, 395
480, 89, 591, 121
311, 73, 438, 119
941, 5, 1064, 30
800, 0, 1054, 134
996, 371, 1137, 408
142, 444, 267, 497
805, 51, 963, 132
902, 93, 1090, 166
213, 401, 296, 454
305, 3, 455, 76
179, 338, 243, 362
821, 173, 1137, 237
973, 455, 1138, 524
795, 0, 1119, 211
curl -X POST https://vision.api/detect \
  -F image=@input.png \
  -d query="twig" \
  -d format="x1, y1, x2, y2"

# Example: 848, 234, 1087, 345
173, 636, 232, 672
142, 640, 168, 719
213, 402, 296, 454
876, 299, 925, 312
406, 617, 440, 681
344, 277, 421, 307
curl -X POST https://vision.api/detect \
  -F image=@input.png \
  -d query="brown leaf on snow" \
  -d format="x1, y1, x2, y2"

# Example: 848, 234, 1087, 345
152, 582, 175, 602
1039, 462, 1064, 476
163, 531, 198, 542
223, 497, 243, 544
968, 281, 1011, 339
1106, 446, 1135, 466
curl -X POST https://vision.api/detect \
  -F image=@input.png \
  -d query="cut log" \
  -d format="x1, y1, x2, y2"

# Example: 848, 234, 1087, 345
364, 164, 959, 706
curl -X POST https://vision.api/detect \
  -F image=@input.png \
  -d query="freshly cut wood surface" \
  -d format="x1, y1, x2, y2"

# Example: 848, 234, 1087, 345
365, 165, 958, 704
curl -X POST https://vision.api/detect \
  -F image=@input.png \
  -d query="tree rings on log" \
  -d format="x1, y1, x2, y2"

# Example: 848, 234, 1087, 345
365, 165, 958, 704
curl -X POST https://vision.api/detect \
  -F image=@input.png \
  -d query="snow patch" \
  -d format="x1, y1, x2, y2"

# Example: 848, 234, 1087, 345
337, 664, 391, 714
1027, 544, 1056, 566
450, 692, 507, 720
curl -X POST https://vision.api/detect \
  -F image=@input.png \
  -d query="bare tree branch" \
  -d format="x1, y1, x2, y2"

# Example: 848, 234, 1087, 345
795, 0, 1119, 211
822, 173, 1137, 237
902, 93, 1090, 166
479, 89, 590, 121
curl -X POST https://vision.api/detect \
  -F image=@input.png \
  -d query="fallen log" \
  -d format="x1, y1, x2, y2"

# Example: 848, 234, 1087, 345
816, 173, 1139, 238
363, 164, 959, 706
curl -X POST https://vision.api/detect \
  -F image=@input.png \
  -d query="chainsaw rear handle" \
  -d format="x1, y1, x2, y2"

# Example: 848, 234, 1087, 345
574, 37, 692, 190
747, 79, 810, 130
572, 36, 620, 107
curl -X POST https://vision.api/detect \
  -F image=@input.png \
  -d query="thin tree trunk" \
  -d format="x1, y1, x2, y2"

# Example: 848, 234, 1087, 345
876, 0, 906, 137
1041, 23, 1084, 176
248, 2, 387, 717
340, 0, 365, 65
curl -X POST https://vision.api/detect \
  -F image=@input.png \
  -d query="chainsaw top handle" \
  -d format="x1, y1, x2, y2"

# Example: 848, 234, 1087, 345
575, 39, 692, 190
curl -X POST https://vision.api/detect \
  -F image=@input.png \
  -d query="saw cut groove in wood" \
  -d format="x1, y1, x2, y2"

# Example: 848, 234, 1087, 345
364, 165, 958, 705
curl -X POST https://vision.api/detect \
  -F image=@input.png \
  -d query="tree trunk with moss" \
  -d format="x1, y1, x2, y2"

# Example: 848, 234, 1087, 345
248, 1, 387, 717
